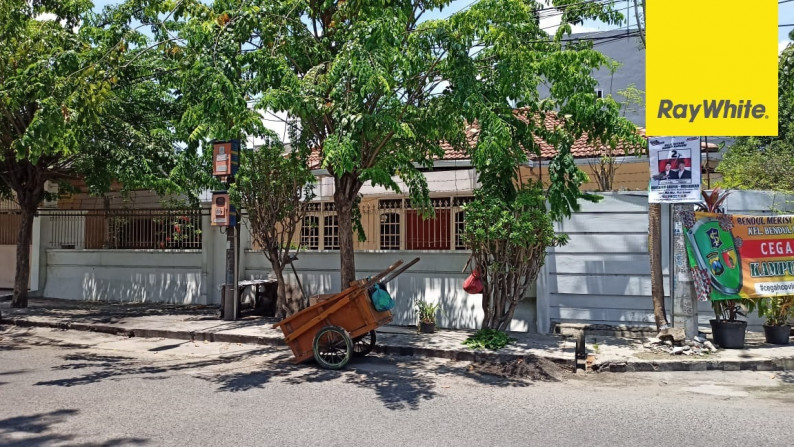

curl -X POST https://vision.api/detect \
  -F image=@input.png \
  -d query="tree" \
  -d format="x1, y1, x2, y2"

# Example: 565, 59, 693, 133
0, 0, 181, 307
231, 137, 315, 318
587, 84, 644, 191
160, 0, 634, 288
718, 45, 794, 193
465, 183, 566, 331
628, 1, 667, 329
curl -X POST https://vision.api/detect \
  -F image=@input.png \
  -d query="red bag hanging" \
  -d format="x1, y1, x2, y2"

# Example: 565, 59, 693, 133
463, 268, 483, 294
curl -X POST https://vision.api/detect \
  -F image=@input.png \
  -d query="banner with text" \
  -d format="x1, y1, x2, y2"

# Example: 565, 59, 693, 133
685, 212, 794, 301
648, 136, 701, 203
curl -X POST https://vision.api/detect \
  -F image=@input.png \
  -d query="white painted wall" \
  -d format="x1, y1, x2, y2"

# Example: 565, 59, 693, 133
36, 190, 793, 332
43, 249, 204, 303
242, 250, 537, 331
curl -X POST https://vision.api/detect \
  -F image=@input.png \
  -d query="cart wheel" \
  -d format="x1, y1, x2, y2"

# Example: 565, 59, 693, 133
312, 325, 353, 369
353, 330, 377, 357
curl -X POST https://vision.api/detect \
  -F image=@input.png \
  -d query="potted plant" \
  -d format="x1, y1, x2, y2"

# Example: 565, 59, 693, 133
711, 299, 755, 349
758, 296, 794, 345
415, 299, 440, 333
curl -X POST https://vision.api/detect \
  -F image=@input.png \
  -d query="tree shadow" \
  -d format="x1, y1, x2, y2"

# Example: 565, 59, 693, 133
0, 408, 149, 446
35, 348, 278, 388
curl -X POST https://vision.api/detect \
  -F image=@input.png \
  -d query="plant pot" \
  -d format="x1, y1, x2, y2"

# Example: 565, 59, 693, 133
710, 319, 747, 349
763, 324, 791, 345
419, 322, 435, 334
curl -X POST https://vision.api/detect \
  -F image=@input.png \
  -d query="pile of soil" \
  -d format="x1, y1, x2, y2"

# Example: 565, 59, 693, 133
467, 356, 570, 381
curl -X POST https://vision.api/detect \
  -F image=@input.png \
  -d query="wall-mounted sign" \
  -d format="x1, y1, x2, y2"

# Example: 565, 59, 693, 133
211, 191, 237, 227
212, 140, 240, 178
648, 136, 701, 203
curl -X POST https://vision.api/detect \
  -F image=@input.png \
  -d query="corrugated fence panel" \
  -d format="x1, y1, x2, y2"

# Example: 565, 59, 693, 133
547, 192, 671, 327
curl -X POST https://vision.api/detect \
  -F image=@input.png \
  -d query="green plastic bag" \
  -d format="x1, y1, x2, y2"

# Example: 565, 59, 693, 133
370, 283, 394, 312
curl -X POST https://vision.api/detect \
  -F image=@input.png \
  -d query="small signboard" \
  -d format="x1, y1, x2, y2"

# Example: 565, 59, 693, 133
648, 136, 702, 203
212, 140, 240, 179
210, 192, 237, 227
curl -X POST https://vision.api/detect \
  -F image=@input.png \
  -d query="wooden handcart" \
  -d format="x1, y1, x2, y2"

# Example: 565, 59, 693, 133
273, 258, 419, 369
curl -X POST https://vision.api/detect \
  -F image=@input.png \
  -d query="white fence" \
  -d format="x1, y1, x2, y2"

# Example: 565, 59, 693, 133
29, 191, 794, 332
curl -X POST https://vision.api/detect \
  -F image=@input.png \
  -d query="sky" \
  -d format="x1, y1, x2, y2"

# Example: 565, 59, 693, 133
93, 0, 794, 53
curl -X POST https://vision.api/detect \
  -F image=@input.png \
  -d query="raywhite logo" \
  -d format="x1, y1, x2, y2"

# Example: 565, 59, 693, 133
657, 99, 768, 123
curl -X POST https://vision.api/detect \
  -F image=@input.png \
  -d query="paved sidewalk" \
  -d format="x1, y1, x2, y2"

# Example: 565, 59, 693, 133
3, 298, 794, 372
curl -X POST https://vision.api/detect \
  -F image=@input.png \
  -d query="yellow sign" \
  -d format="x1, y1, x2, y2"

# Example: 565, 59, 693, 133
646, 0, 778, 136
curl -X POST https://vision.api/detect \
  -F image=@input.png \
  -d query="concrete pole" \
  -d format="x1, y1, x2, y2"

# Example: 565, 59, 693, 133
672, 204, 698, 338
223, 225, 237, 320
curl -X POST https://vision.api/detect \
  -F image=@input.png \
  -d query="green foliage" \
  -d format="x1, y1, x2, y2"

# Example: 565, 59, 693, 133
465, 182, 568, 330
712, 299, 756, 322
156, 0, 639, 285
1, 0, 183, 306
463, 329, 514, 351
757, 296, 794, 327
415, 299, 440, 324
718, 46, 794, 193
465, 184, 567, 254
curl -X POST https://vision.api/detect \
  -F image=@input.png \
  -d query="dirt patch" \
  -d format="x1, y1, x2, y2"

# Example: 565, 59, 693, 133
467, 356, 570, 382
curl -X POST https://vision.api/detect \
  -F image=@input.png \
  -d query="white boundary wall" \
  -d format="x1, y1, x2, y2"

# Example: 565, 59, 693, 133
33, 190, 794, 332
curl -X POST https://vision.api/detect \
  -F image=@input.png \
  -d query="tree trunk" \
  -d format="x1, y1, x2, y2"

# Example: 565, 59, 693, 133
648, 203, 668, 329
12, 204, 35, 308
271, 261, 288, 319
333, 174, 361, 289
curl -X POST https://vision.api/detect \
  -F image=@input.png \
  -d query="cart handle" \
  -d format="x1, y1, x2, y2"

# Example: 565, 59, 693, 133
380, 257, 420, 284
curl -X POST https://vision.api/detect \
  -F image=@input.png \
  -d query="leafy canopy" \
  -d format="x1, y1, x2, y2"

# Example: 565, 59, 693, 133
718, 45, 794, 193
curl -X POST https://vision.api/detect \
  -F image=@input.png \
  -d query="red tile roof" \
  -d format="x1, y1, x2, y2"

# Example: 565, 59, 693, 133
440, 111, 646, 161
308, 110, 714, 169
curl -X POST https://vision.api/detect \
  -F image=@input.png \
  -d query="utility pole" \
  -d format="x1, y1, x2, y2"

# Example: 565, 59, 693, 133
223, 225, 238, 320
672, 204, 698, 338
211, 140, 240, 321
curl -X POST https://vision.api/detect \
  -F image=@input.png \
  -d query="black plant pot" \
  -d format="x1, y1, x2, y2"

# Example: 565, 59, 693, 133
419, 322, 436, 334
710, 319, 747, 349
763, 324, 791, 345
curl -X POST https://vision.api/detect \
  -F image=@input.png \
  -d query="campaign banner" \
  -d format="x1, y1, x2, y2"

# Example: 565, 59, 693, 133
684, 212, 794, 301
648, 136, 701, 203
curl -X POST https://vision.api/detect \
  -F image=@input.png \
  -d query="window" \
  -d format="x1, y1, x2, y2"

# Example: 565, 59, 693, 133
453, 196, 474, 250
595, 88, 603, 99
323, 215, 340, 250
300, 216, 319, 250
380, 213, 400, 250
454, 211, 467, 250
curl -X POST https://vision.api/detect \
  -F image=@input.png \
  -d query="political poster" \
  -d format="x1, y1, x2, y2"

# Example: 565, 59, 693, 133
684, 212, 794, 301
648, 136, 701, 203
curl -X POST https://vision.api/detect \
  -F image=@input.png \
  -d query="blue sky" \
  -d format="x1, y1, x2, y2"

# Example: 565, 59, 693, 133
93, 0, 794, 53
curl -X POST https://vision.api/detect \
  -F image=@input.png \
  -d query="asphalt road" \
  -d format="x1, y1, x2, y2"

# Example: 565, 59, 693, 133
1, 326, 793, 447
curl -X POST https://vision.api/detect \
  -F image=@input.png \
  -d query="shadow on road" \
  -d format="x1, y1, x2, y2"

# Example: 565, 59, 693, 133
0, 408, 147, 447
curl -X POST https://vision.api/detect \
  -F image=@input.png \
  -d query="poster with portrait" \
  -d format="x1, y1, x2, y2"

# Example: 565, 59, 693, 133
648, 136, 701, 203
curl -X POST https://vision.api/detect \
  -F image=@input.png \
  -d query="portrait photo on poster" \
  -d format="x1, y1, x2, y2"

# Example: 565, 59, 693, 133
651, 149, 692, 185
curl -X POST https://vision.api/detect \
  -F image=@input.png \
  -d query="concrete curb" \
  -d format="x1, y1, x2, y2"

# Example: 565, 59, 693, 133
4, 315, 794, 372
